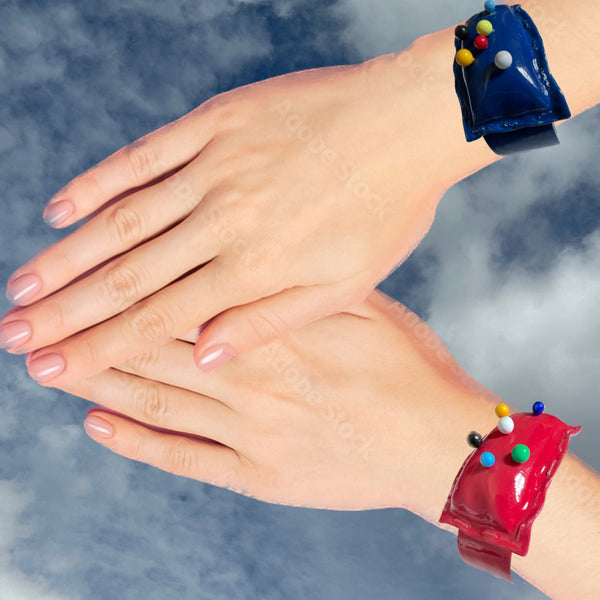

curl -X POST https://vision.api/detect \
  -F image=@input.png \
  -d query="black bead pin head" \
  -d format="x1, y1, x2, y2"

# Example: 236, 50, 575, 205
467, 431, 483, 448
455, 24, 470, 41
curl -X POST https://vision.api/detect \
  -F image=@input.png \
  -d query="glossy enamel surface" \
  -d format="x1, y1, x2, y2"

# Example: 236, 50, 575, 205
440, 412, 581, 559
453, 4, 571, 142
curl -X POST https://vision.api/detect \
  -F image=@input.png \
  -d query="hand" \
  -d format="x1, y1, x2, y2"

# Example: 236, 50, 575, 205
0, 41, 460, 387
53, 290, 495, 514
45, 289, 600, 598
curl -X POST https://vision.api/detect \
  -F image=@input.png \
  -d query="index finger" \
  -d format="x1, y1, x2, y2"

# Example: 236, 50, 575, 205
41, 102, 218, 230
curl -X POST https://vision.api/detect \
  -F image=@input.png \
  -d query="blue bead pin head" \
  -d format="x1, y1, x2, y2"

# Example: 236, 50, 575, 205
532, 401, 545, 416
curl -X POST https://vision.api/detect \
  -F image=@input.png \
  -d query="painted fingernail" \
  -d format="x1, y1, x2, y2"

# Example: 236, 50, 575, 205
0, 320, 32, 350
84, 413, 114, 439
43, 199, 74, 227
28, 353, 65, 382
6, 274, 42, 304
196, 343, 236, 372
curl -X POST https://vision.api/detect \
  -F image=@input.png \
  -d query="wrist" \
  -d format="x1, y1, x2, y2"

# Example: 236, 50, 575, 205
405, 367, 504, 524
511, 452, 600, 596
368, 293, 505, 517
365, 27, 500, 191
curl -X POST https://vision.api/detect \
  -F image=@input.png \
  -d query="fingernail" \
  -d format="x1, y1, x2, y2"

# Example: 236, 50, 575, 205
0, 320, 32, 350
196, 343, 236, 372
6, 274, 42, 304
84, 413, 114, 439
43, 199, 74, 227
28, 353, 65, 382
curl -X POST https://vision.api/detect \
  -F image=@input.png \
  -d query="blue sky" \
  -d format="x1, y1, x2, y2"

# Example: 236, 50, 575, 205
1, 1, 598, 598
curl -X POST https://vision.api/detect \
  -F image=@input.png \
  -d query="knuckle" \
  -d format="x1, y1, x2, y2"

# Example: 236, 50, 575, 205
134, 382, 171, 423
107, 206, 145, 246
166, 171, 200, 212
244, 307, 288, 345
124, 140, 158, 182
44, 298, 67, 330
80, 336, 100, 365
207, 94, 248, 131
104, 263, 146, 309
164, 438, 199, 477
124, 347, 162, 374
77, 169, 105, 202
198, 186, 240, 234
129, 307, 173, 343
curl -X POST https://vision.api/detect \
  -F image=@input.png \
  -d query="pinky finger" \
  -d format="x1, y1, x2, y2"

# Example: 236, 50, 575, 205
83, 409, 245, 490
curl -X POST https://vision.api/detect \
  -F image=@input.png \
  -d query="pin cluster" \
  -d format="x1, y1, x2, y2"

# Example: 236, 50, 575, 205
466, 401, 545, 468
454, 2, 513, 71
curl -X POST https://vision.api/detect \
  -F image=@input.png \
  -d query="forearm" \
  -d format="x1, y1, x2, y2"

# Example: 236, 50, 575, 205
511, 452, 600, 598
368, 0, 600, 190
402, 4, 600, 593
376, 296, 600, 596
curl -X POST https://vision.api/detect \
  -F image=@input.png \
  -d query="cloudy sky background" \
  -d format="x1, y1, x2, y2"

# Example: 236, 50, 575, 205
1, 1, 598, 599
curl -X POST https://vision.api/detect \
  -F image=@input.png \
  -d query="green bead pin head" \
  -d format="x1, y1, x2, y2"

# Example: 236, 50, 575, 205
512, 444, 530, 464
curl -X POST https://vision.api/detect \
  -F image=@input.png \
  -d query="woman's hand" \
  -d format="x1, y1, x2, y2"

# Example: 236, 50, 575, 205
53, 290, 499, 515
0, 37, 474, 387
26, 288, 600, 597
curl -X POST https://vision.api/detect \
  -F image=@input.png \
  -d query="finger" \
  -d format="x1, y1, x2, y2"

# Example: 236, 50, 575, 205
43, 104, 218, 229
114, 338, 236, 406
25, 257, 261, 386
59, 366, 240, 447
6, 145, 228, 306
4, 206, 222, 354
178, 326, 202, 344
193, 280, 365, 372
8, 179, 195, 306
82, 409, 246, 489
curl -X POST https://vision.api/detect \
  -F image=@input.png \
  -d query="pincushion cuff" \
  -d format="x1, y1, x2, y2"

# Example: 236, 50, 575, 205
439, 404, 581, 582
453, 3, 571, 155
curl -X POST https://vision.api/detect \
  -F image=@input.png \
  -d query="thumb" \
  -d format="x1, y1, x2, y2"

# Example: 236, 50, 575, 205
193, 284, 355, 372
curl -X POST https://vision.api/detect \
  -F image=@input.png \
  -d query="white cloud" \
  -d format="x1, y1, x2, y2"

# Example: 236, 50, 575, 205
0, 481, 72, 600
415, 108, 600, 465
0, 1, 595, 599
333, 0, 476, 59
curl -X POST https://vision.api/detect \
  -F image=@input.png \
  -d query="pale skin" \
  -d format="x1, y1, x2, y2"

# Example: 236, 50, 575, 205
54, 289, 600, 599
0, 2, 598, 594
2, 0, 599, 385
